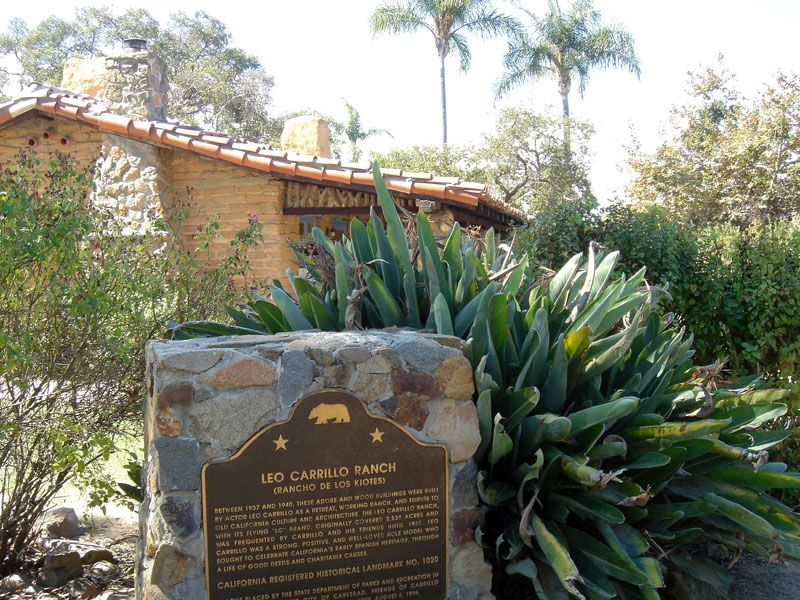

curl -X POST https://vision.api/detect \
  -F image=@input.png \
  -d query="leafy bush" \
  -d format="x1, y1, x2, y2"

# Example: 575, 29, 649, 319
0, 152, 263, 574
173, 164, 800, 599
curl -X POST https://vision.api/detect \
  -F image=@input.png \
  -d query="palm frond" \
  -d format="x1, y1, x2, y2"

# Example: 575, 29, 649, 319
450, 32, 472, 72
369, 3, 430, 36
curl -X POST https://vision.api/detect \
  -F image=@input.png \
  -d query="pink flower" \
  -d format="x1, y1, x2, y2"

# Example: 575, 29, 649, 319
248, 214, 258, 224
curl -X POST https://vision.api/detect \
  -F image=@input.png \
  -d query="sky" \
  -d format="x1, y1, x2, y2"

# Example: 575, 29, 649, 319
3, 1, 800, 202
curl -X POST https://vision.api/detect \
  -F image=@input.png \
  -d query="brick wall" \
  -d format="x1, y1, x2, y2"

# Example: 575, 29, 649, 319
163, 151, 299, 286
0, 116, 102, 169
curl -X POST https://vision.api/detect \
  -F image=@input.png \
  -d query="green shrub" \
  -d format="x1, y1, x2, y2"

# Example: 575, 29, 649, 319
0, 152, 263, 574
174, 163, 800, 599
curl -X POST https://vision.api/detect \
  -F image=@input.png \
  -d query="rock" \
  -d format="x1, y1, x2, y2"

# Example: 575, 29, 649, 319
37, 549, 83, 587
318, 364, 352, 388
394, 339, 448, 371
391, 368, 440, 397
203, 352, 276, 388
437, 356, 475, 399
42, 506, 82, 539
155, 408, 182, 436
88, 560, 117, 578
190, 389, 277, 450
66, 576, 102, 598
278, 351, 314, 406
81, 548, 115, 566
0, 573, 29, 594
427, 401, 481, 463
351, 372, 392, 404
158, 349, 222, 373
451, 543, 493, 588
451, 460, 479, 509
159, 494, 200, 538
155, 381, 194, 410
452, 509, 485, 545
380, 394, 430, 430
356, 355, 392, 374
155, 437, 200, 491
333, 346, 370, 364
150, 544, 189, 587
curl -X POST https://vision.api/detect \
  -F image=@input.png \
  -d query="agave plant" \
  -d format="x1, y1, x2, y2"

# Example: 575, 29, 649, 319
169, 163, 800, 600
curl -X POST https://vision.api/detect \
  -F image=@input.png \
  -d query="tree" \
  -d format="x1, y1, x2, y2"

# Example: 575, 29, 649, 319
0, 8, 275, 142
497, 0, 639, 131
0, 152, 263, 574
369, 0, 519, 145
343, 99, 391, 162
374, 107, 595, 211
627, 64, 800, 226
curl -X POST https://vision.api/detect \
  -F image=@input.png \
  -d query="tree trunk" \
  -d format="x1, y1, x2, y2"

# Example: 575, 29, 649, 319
440, 55, 448, 146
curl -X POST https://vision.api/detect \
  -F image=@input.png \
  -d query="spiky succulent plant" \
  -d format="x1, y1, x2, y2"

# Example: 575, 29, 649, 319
170, 163, 800, 599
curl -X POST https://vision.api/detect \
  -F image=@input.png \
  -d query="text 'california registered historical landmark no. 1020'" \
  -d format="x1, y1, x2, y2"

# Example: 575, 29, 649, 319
202, 390, 449, 600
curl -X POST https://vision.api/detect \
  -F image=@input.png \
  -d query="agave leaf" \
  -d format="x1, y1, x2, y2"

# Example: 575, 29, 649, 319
703, 492, 775, 538
369, 208, 401, 298
432, 292, 454, 336
541, 334, 568, 412
569, 549, 616, 599
372, 162, 410, 269
224, 305, 268, 333
548, 254, 583, 312
631, 556, 664, 588
587, 440, 627, 461
595, 521, 648, 582
530, 516, 585, 598
564, 325, 592, 362
624, 452, 671, 470
714, 403, 787, 433
478, 470, 515, 506
441, 221, 462, 278
270, 286, 314, 330
170, 321, 267, 338
499, 386, 541, 432
363, 268, 403, 327
349, 217, 373, 263
333, 243, 352, 329
635, 447, 687, 490
455, 281, 499, 338
588, 251, 620, 302
476, 389, 493, 458
550, 493, 625, 524
311, 226, 335, 254
707, 467, 800, 489
249, 299, 289, 333
714, 388, 790, 410
505, 557, 538, 580
515, 450, 545, 509
489, 413, 513, 465
568, 397, 639, 436
304, 294, 337, 331
484, 228, 496, 270
668, 551, 732, 589
722, 430, 790, 451
502, 255, 529, 296
622, 419, 731, 442
562, 526, 648, 586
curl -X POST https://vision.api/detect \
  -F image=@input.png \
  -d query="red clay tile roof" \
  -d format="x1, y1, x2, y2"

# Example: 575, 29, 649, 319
0, 84, 526, 222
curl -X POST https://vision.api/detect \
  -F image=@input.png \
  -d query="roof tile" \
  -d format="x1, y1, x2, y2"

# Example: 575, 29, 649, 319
0, 84, 525, 223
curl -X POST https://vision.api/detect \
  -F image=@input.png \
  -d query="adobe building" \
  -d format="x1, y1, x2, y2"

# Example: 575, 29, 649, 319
0, 40, 523, 284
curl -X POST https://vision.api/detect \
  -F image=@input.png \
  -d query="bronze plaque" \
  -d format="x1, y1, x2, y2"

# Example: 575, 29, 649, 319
202, 389, 448, 600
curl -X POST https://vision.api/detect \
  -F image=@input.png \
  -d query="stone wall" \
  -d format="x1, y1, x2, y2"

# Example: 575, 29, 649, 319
62, 50, 169, 120
140, 331, 493, 600
94, 134, 166, 235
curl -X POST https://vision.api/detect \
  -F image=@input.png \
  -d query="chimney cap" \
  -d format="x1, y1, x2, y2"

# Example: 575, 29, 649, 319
122, 38, 148, 52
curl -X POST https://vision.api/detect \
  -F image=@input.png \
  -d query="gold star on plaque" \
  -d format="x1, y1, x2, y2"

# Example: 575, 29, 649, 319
273, 435, 288, 451
370, 428, 384, 443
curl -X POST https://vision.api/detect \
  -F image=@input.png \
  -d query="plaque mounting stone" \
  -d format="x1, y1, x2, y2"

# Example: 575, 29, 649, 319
202, 389, 449, 600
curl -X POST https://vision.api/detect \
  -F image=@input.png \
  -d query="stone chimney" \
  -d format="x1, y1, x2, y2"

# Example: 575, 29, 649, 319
61, 39, 169, 121
280, 116, 331, 158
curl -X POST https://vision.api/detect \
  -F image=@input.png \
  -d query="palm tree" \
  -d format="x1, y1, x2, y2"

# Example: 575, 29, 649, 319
370, 0, 519, 145
343, 99, 392, 162
497, 0, 640, 120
